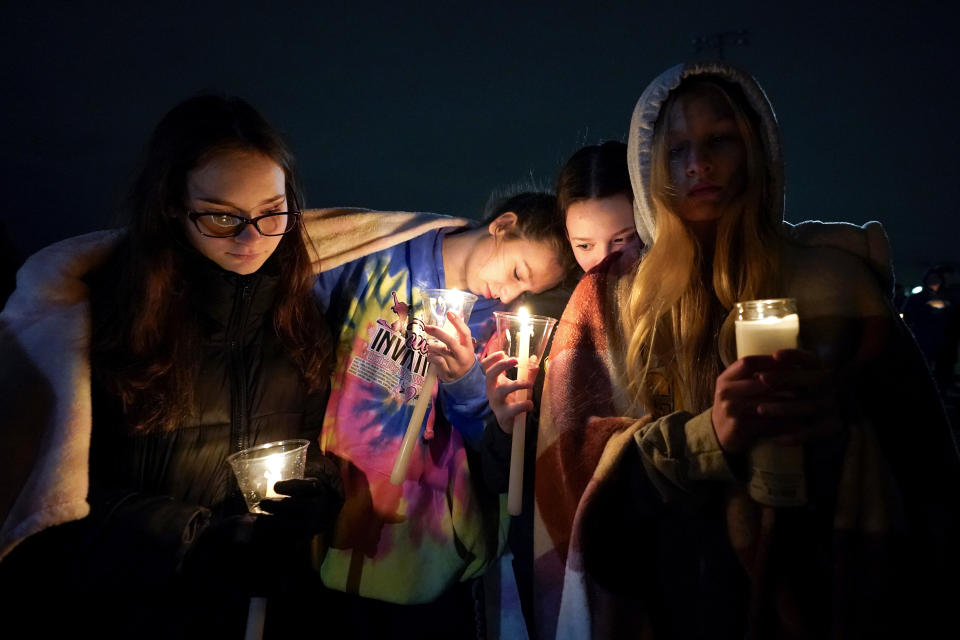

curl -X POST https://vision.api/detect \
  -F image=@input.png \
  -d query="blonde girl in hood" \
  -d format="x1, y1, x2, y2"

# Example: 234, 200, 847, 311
532, 62, 960, 639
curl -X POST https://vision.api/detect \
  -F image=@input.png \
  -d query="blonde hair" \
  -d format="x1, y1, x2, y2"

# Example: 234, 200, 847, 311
622, 78, 783, 415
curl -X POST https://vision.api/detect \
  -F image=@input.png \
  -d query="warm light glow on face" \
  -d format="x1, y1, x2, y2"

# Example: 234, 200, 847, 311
467, 238, 565, 304
184, 150, 287, 275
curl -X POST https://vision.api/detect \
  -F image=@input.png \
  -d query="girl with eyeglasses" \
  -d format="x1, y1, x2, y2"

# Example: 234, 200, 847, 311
0, 95, 342, 636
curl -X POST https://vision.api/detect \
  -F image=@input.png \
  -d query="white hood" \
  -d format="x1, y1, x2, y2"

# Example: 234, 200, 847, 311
626, 61, 785, 247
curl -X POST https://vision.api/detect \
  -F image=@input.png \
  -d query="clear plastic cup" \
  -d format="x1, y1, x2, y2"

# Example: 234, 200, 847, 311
420, 288, 478, 327
226, 439, 310, 513
492, 310, 558, 377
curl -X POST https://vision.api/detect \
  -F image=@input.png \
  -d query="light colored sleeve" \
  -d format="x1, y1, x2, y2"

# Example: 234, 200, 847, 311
633, 408, 739, 500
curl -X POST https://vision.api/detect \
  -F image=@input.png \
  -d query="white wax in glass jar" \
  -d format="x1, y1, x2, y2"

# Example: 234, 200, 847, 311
735, 313, 799, 357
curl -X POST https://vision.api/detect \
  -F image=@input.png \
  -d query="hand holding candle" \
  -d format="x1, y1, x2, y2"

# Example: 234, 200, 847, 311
390, 288, 478, 486
424, 310, 479, 383
492, 308, 558, 515
480, 352, 535, 433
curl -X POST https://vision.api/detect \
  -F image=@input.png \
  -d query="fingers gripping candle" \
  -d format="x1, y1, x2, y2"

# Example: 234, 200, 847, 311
735, 298, 806, 507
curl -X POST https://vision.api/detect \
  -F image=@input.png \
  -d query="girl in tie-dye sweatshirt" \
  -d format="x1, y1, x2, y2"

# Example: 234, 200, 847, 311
310, 192, 576, 632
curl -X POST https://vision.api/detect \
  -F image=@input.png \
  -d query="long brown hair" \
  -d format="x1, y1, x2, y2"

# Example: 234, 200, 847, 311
92, 95, 333, 433
622, 77, 782, 415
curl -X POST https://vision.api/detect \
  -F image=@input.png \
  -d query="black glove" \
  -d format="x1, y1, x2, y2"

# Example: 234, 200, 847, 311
182, 512, 300, 598
257, 480, 344, 539
181, 458, 344, 597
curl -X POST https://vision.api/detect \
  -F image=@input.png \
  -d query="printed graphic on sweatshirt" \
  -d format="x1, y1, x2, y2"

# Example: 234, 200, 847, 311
314, 233, 507, 603
345, 291, 429, 405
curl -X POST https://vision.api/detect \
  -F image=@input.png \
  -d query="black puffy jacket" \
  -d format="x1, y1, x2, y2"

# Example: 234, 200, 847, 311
0, 243, 330, 638
87, 245, 326, 515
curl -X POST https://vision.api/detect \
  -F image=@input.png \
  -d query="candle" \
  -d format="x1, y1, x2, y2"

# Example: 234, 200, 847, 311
734, 298, 806, 507
735, 313, 799, 357
390, 368, 441, 485
507, 307, 531, 516
390, 289, 477, 485
246, 597, 267, 640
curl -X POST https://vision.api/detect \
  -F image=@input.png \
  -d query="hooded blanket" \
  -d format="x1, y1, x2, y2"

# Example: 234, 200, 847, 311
532, 62, 960, 639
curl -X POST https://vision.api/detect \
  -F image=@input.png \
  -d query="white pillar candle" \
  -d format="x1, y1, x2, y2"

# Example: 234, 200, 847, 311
507, 307, 531, 516
735, 313, 799, 356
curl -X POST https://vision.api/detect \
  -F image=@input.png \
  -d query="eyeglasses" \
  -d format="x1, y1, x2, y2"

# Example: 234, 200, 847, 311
187, 211, 302, 238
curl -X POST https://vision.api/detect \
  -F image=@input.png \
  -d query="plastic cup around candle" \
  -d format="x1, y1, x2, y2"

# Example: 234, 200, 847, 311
493, 310, 558, 515
734, 298, 806, 507
227, 439, 310, 514
389, 288, 478, 485
420, 287, 479, 330
493, 310, 558, 394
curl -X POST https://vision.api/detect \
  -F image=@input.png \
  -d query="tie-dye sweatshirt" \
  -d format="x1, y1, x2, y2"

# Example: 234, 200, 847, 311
313, 226, 508, 604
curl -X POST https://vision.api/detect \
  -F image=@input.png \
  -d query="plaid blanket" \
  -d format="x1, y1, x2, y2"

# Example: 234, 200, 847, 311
533, 224, 960, 638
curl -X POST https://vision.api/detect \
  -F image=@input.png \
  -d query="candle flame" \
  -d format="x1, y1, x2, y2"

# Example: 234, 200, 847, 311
263, 453, 284, 498
518, 307, 533, 338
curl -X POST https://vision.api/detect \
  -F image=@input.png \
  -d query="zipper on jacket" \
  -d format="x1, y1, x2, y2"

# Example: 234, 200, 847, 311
228, 280, 254, 453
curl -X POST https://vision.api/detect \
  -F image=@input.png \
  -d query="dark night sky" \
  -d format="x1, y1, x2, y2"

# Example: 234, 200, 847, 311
2, 0, 957, 288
